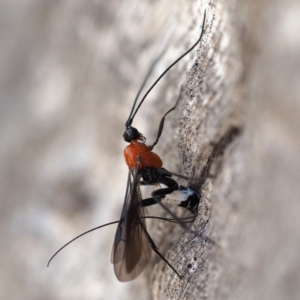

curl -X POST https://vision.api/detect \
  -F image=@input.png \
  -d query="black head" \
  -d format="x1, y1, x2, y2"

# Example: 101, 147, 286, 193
123, 126, 144, 143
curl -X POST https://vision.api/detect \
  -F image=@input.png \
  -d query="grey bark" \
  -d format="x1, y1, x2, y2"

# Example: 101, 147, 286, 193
1, 0, 299, 300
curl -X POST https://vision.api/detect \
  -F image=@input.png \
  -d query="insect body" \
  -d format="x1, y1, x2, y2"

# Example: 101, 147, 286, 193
48, 11, 207, 283
123, 115, 200, 215
112, 10, 207, 280
113, 107, 201, 281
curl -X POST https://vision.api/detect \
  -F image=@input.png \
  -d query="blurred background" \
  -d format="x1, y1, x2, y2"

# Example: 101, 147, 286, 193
0, 0, 199, 299
3, 0, 300, 299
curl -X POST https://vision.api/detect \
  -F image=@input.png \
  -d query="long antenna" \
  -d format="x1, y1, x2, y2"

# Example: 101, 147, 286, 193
126, 10, 206, 127
47, 220, 120, 267
126, 43, 169, 126
47, 215, 195, 267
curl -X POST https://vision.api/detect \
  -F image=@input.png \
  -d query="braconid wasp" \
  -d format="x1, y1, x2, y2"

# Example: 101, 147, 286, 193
48, 11, 207, 282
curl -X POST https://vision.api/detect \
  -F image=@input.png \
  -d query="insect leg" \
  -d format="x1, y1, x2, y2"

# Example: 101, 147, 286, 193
177, 187, 201, 214
157, 173, 201, 214
140, 167, 200, 214
139, 186, 177, 208
150, 86, 183, 150
139, 220, 182, 279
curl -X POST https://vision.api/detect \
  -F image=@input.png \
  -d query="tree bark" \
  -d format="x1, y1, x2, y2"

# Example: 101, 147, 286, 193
150, 0, 300, 299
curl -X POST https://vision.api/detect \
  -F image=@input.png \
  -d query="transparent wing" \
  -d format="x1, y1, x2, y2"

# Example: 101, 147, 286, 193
111, 170, 152, 282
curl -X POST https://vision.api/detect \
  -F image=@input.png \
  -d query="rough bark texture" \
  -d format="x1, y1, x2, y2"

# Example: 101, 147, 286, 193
1, 0, 300, 300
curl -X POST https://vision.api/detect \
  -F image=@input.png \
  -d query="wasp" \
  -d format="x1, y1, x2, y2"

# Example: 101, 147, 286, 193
48, 11, 207, 282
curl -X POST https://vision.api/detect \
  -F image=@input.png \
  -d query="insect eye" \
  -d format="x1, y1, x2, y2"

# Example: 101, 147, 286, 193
123, 126, 141, 142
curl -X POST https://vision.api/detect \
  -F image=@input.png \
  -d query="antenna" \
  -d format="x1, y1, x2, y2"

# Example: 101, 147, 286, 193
126, 10, 207, 128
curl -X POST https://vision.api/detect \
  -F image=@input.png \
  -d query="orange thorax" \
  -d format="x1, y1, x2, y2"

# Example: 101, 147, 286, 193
124, 140, 162, 170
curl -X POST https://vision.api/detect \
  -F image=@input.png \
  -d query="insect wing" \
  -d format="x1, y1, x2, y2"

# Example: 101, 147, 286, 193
111, 171, 152, 282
